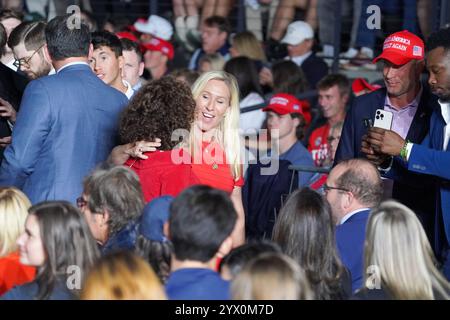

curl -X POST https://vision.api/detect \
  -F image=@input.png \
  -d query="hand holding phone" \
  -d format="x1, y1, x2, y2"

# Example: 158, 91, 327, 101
373, 109, 393, 130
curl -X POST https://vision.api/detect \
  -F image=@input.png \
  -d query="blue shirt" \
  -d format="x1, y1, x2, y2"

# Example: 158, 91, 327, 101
166, 268, 230, 300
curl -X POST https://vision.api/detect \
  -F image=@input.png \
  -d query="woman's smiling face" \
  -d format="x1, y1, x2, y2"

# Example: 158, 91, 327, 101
194, 79, 231, 134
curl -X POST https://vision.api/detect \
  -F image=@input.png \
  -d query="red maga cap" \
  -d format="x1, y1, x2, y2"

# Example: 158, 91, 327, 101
373, 30, 424, 66
262, 93, 311, 125
352, 78, 382, 94
141, 37, 174, 60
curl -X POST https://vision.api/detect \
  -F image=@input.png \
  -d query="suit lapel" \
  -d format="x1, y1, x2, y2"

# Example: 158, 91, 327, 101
405, 87, 435, 143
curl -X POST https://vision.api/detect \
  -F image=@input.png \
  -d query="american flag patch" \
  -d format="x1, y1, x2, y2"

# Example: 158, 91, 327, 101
413, 45, 422, 57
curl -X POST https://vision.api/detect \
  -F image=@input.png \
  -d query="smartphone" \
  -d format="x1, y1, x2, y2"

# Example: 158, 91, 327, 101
373, 109, 393, 130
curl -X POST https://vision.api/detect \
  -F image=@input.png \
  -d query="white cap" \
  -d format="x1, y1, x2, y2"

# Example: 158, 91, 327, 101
133, 15, 173, 40
281, 21, 314, 46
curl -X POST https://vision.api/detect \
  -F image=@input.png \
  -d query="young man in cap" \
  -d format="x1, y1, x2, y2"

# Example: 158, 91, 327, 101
335, 30, 438, 249
260, 20, 329, 90
141, 37, 174, 80
90, 30, 134, 99
263, 93, 315, 187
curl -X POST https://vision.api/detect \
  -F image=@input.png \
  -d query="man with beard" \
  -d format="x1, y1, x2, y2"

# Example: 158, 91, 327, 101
334, 30, 438, 250
0, 21, 53, 152
8, 21, 53, 80
363, 27, 450, 281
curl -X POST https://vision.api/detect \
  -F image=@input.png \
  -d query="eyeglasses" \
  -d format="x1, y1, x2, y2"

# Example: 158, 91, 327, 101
323, 183, 350, 194
13, 44, 45, 69
76, 196, 87, 209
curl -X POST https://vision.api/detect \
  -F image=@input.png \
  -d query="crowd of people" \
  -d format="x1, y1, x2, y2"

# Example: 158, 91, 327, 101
0, 1, 450, 300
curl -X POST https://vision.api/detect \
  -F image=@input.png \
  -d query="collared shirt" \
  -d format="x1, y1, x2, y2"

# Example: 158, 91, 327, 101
5, 59, 17, 72
123, 80, 135, 100
132, 79, 145, 92
188, 42, 231, 70
384, 86, 422, 139
288, 51, 312, 67
340, 208, 370, 225
56, 61, 90, 73
440, 99, 450, 150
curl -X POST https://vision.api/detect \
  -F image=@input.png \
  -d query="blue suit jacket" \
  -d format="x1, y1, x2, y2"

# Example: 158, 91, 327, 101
401, 106, 450, 247
334, 87, 437, 245
336, 209, 370, 293
0, 64, 128, 204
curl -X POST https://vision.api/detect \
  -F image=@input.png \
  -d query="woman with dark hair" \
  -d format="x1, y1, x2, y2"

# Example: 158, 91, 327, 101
1, 201, 99, 300
272, 188, 351, 300
272, 60, 309, 94
224, 56, 265, 133
119, 76, 200, 202
272, 60, 312, 130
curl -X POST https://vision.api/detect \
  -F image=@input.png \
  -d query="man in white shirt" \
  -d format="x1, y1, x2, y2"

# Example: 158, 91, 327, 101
363, 27, 450, 281
260, 20, 328, 89
90, 31, 134, 99
325, 158, 383, 292
119, 37, 145, 92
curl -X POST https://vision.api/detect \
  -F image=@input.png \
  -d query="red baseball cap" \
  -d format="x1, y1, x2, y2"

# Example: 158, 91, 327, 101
116, 31, 138, 42
373, 30, 424, 66
263, 93, 311, 125
141, 37, 174, 60
352, 78, 382, 95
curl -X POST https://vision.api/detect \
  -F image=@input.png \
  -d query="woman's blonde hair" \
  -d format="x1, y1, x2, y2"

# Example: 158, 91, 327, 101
198, 53, 226, 72
231, 31, 267, 62
81, 251, 167, 300
364, 200, 450, 299
190, 70, 243, 179
231, 252, 314, 300
0, 187, 31, 257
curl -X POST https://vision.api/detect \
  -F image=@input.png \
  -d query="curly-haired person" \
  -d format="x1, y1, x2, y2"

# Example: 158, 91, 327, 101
120, 77, 200, 202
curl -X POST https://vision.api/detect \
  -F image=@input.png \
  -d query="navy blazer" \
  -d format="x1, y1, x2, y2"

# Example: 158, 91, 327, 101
334, 87, 438, 246
0, 64, 128, 204
301, 53, 329, 89
336, 209, 370, 293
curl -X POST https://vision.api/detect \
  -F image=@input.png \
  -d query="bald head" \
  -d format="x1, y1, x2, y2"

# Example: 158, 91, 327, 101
331, 159, 383, 208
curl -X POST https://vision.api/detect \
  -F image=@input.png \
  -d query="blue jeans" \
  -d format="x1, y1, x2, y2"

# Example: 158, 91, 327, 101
355, 0, 418, 49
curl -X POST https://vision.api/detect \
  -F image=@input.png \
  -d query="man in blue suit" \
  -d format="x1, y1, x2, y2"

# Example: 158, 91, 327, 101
364, 27, 450, 280
334, 30, 438, 248
325, 159, 383, 293
0, 14, 128, 204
